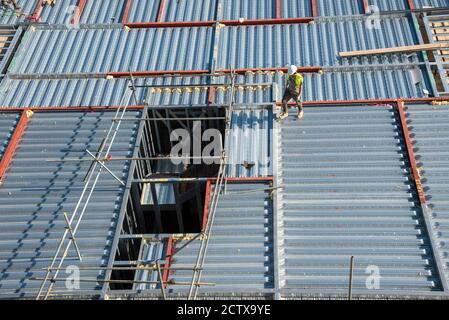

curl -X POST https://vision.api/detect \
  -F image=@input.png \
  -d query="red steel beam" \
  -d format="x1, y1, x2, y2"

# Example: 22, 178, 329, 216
362, 0, 369, 13
276, 0, 281, 19
122, 0, 133, 24
107, 70, 209, 78
311, 0, 317, 17
71, 0, 87, 24
0, 110, 33, 183
207, 87, 215, 105
201, 179, 212, 231
0, 105, 144, 112
162, 235, 173, 287
156, 0, 166, 22
396, 100, 426, 204
407, 0, 415, 10
217, 66, 322, 74
125, 17, 313, 29
32, 0, 44, 21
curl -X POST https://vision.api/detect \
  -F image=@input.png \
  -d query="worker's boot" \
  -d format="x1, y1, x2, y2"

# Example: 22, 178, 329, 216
297, 108, 304, 119
279, 110, 288, 120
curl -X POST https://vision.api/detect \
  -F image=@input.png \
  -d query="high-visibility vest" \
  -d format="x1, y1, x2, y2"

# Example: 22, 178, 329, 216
286, 73, 304, 91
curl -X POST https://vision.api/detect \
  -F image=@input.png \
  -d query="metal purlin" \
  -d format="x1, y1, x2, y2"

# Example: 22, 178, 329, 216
36, 79, 135, 300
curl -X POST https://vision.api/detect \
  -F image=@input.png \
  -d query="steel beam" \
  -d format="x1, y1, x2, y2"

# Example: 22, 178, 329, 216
396, 100, 449, 293
156, 0, 166, 22
121, 0, 133, 24
162, 236, 173, 288
276, 0, 281, 19
0, 110, 33, 183
71, 0, 88, 25
311, 0, 317, 17
124, 17, 313, 29
32, 0, 44, 21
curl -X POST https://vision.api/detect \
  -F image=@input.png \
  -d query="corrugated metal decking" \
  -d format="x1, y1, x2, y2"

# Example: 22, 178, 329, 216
0, 110, 140, 298
168, 183, 275, 292
407, 104, 449, 290
277, 105, 439, 293
0, 113, 20, 160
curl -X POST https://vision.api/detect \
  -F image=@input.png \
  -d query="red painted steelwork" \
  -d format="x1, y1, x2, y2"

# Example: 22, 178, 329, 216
0, 110, 33, 183
157, 0, 166, 22
311, 0, 317, 17
162, 235, 173, 287
107, 70, 209, 77
407, 0, 415, 10
0, 105, 144, 112
202, 180, 212, 231
362, 0, 369, 13
276, 0, 281, 19
217, 66, 322, 74
124, 17, 313, 29
32, 0, 44, 21
122, 0, 133, 23
71, 0, 87, 25
396, 100, 426, 204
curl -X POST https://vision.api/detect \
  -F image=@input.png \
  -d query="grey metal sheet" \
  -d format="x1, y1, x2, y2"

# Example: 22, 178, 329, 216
407, 103, 449, 289
316, 0, 364, 16
162, 0, 215, 22
126, 0, 159, 23
218, 16, 419, 69
222, 0, 275, 20
280, 0, 312, 18
10, 26, 213, 74
370, 0, 409, 11
0, 110, 140, 298
413, 0, 449, 9
0, 77, 147, 107
168, 183, 274, 291
227, 108, 273, 177
277, 105, 439, 293
0, 112, 19, 161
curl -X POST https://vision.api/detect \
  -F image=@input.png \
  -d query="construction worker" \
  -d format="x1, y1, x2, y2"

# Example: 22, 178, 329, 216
1, 0, 20, 11
279, 65, 304, 120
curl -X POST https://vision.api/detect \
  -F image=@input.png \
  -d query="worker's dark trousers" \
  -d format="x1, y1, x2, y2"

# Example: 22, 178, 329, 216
282, 89, 303, 114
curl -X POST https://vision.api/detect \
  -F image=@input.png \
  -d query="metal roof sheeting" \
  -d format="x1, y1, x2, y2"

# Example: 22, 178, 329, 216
0, 112, 19, 160
277, 105, 439, 293
0, 77, 146, 108
125, 0, 159, 23
162, 0, 215, 22
10, 26, 213, 74
222, 0, 275, 20
407, 104, 449, 289
280, 0, 312, 18
226, 108, 273, 177
0, 110, 140, 298
370, 0, 409, 11
317, 0, 364, 16
413, 0, 449, 8
168, 183, 275, 292
218, 16, 418, 69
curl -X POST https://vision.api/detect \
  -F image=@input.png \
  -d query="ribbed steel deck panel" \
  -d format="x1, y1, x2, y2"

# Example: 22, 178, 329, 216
277, 105, 438, 293
10, 26, 213, 74
370, 0, 409, 11
222, 0, 275, 20
413, 0, 449, 8
162, 0, 215, 22
280, 0, 312, 18
168, 183, 274, 292
125, 0, 159, 23
407, 104, 449, 289
0, 110, 140, 298
0, 112, 19, 160
227, 108, 273, 177
317, 0, 364, 16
